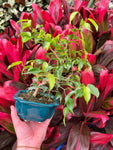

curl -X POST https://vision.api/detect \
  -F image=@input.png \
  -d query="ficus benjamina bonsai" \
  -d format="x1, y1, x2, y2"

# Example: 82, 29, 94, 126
8, 13, 99, 124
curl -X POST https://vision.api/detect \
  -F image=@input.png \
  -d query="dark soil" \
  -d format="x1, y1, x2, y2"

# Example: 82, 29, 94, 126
18, 91, 55, 104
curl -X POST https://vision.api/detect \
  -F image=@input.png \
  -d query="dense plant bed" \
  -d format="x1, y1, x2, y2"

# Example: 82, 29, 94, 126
0, 0, 113, 150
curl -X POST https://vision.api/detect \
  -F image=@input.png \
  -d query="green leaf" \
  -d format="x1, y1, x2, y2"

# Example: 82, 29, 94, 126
87, 84, 99, 98
70, 11, 79, 24
45, 66, 53, 72
88, 18, 98, 32
55, 92, 62, 102
78, 60, 84, 71
27, 68, 42, 74
65, 91, 76, 103
42, 62, 48, 71
83, 86, 91, 104
63, 107, 69, 125
7, 61, 22, 70
43, 42, 50, 50
20, 32, 31, 43
47, 73, 55, 91
66, 98, 74, 113
36, 24, 43, 28
17, 19, 29, 23
74, 87, 84, 99
22, 20, 31, 30
83, 22, 92, 32
55, 66, 63, 79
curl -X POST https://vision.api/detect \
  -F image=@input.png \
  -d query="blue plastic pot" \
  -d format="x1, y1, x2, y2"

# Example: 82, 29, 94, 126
13, 90, 59, 122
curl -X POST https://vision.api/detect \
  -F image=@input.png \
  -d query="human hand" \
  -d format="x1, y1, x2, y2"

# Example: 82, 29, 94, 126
10, 105, 51, 149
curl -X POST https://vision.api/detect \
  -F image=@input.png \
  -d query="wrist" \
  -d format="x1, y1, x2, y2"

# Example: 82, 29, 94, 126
16, 146, 40, 150
17, 141, 41, 150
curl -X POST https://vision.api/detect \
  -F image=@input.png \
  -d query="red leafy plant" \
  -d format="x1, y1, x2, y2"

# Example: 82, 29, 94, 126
1, 0, 113, 149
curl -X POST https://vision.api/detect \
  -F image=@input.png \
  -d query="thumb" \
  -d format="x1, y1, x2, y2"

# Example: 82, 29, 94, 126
10, 105, 22, 128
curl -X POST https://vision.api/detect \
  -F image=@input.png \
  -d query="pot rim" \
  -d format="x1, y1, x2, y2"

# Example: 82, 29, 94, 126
13, 90, 59, 107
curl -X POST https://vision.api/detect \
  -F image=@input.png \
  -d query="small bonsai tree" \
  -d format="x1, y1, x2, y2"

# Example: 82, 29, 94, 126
8, 16, 99, 123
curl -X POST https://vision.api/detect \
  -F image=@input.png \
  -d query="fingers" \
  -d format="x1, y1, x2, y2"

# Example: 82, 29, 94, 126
10, 105, 22, 129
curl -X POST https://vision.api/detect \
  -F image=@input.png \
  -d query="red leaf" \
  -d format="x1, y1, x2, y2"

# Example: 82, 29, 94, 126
49, 0, 64, 24
84, 111, 109, 128
67, 123, 90, 150
80, 69, 95, 86
98, 69, 109, 92
99, 0, 109, 9
0, 112, 14, 133
73, 0, 83, 11
10, 20, 20, 35
41, 10, 54, 24
35, 47, 49, 61
32, 3, 44, 24
0, 60, 13, 79
82, 53, 96, 65
1, 39, 21, 64
90, 132, 113, 147
102, 76, 113, 102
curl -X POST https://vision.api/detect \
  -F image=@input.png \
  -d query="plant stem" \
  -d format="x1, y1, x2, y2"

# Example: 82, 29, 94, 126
33, 79, 48, 97
50, 48, 60, 62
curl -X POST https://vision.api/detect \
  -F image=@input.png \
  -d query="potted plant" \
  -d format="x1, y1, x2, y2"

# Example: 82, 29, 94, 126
8, 58, 60, 122
8, 16, 99, 124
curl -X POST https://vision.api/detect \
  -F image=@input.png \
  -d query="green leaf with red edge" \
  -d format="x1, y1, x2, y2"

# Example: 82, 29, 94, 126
0, 112, 15, 133
67, 123, 90, 150
82, 29, 93, 53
